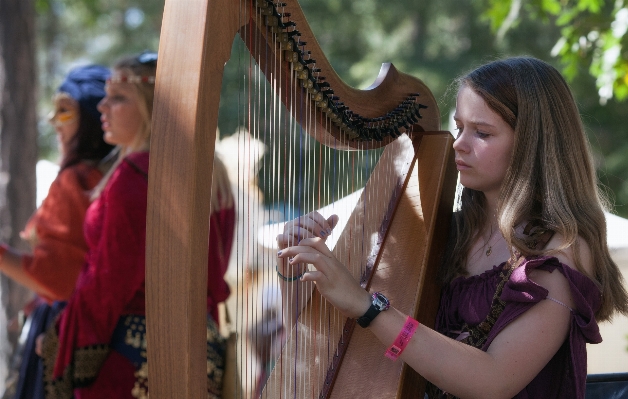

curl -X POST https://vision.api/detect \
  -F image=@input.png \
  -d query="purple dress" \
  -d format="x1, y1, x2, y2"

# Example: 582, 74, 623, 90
433, 256, 602, 398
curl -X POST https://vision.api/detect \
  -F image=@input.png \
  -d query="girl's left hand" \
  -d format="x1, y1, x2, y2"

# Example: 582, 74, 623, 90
278, 237, 371, 319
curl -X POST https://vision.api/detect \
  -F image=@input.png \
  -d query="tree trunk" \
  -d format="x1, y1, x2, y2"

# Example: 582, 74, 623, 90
0, 0, 38, 394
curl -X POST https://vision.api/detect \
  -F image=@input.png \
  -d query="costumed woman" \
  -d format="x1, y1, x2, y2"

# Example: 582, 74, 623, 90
276, 57, 628, 398
0, 65, 113, 399
41, 52, 235, 399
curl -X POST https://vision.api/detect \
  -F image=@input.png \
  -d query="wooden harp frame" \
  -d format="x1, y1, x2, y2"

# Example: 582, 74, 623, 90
145, 0, 458, 397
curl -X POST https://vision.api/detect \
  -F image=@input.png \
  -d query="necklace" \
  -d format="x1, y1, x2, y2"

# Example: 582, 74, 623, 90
483, 225, 501, 257
470, 225, 499, 259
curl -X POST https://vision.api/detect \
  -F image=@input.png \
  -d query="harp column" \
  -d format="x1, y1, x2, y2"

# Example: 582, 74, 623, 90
146, 0, 243, 397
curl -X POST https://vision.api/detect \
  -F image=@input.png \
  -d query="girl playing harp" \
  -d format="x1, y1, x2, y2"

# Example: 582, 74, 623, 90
277, 57, 628, 398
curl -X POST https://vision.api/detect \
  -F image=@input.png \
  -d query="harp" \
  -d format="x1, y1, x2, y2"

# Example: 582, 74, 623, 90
145, 0, 457, 397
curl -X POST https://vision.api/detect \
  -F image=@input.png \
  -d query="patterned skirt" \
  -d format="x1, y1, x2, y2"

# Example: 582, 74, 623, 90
43, 314, 226, 399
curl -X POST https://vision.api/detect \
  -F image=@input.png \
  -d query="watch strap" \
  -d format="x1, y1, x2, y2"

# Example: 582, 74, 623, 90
356, 292, 389, 328
357, 305, 381, 328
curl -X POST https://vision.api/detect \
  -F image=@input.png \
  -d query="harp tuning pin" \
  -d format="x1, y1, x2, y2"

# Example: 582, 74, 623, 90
265, 15, 279, 27
284, 51, 298, 63
318, 82, 330, 88
260, 7, 274, 15
303, 59, 316, 64
311, 68, 321, 73
280, 12, 291, 17
274, 2, 287, 6
346, 130, 359, 140
316, 76, 326, 81
281, 21, 296, 28
287, 30, 300, 37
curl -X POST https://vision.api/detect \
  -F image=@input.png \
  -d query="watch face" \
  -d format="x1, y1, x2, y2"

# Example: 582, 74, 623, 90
372, 292, 390, 311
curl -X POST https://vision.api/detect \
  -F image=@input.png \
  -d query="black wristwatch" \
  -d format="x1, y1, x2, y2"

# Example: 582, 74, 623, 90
356, 292, 390, 328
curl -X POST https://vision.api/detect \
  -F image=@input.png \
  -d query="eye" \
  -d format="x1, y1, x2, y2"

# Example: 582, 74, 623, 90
476, 131, 490, 139
110, 95, 126, 102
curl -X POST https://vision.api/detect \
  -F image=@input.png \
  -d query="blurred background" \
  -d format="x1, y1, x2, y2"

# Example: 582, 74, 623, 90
0, 0, 627, 395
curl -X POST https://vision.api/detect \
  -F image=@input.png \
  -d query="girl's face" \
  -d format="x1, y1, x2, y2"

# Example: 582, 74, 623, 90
452, 86, 515, 198
49, 95, 80, 156
97, 78, 143, 148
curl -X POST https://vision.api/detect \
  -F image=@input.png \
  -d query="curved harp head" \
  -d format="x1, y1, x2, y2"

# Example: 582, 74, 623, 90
244, 0, 440, 149
146, 0, 455, 398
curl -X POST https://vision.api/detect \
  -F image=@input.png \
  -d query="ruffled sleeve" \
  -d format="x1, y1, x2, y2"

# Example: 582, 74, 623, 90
21, 163, 102, 302
486, 256, 602, 348
485, 255, 602, 399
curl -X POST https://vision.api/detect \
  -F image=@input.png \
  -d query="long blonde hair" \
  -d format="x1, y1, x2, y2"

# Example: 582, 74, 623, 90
211, 152, 234, 213
92, 55, 156, 198
442, 57, 628, 321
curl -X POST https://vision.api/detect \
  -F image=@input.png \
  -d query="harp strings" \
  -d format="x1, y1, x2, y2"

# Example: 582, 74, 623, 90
225, 2, 387, 397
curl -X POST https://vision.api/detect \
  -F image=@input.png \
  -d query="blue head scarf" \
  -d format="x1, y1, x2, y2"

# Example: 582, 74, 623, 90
58, 65, 110, 121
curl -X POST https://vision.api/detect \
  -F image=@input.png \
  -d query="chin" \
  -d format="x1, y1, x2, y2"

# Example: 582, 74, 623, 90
103, 133, 118, 146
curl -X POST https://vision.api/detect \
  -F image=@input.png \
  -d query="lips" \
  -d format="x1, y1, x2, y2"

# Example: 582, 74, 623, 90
455, 159, 471, 170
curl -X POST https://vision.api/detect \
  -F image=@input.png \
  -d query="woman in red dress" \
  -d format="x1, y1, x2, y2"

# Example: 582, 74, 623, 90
0, 65, 113, 399
41, 52, 234, 399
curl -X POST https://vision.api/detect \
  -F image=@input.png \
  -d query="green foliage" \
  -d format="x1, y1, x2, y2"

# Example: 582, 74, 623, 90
481, 0, 628, 216
33, 0, 628, 217
483, 0, 628, 103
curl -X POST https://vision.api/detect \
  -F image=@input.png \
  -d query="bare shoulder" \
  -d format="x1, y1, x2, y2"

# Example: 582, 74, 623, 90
545, 232, 595, 278
526, 233, 594, 310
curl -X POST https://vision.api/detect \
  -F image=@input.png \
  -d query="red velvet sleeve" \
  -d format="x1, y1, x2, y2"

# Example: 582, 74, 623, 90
21, 163, 102, 301
207, 204, 235, 321
53, 154, 149, 379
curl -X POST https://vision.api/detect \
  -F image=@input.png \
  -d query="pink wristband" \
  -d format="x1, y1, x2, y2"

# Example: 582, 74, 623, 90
385, 316, 419, 360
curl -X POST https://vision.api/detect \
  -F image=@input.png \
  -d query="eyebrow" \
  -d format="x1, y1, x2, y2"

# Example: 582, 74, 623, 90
452, 115, 497, 128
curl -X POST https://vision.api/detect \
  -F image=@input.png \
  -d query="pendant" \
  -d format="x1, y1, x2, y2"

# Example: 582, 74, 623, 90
485, 246, 492, 257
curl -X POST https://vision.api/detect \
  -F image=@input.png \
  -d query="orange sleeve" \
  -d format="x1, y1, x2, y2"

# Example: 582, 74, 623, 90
21, 163, 102, 302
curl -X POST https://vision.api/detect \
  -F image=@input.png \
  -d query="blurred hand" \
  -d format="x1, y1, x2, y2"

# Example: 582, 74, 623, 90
277, 211, 339, 250
35, 333, 45, 357
276, 212, 339, 279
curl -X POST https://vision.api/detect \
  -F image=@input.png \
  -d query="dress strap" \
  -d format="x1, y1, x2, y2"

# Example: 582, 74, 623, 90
123, 158, 148, 181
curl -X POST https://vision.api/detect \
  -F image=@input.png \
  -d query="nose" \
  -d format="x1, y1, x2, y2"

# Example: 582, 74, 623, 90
452, 129, 469, 153
97, 97, 107, 113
